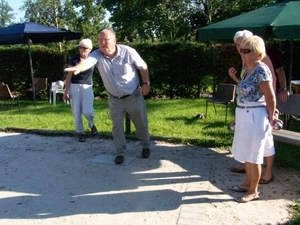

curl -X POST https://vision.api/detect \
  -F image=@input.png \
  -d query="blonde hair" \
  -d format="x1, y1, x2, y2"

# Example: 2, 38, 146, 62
241, 35, 266, 60
79, 39, 93, 49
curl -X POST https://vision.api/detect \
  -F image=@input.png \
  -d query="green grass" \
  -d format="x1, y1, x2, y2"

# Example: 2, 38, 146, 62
1, 98, 237, 147
293, 201, 300, 225
1, 97, 300, 144
2, 97, 300, 169
1, 97, 300, 222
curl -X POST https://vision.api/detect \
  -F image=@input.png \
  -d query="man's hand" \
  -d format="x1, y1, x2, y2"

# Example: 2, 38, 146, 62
279, 90, 290, 102
64, 67, 80, 75
228, 67, 240, 83
141, 84, 150, 96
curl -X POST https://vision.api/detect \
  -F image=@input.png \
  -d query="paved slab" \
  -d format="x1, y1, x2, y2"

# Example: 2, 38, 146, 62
91, 154, 136, 166
0, 131, 299, 225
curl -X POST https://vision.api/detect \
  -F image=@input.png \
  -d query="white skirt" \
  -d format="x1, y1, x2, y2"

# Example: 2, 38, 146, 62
231, 106, 275, 164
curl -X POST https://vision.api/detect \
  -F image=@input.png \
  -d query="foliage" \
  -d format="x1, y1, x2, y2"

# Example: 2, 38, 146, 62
201, 0, 274, 24
130, 42, 215, 98
293, 201, 300, 225
0, 0, 14, 27
68, 0, 110, 43
0, 42, 217, 99
101, 0, 191, 42
20, 0, 110, 50
22, 0, 71, 28
1, 40, 300, 99
101, 0, 275, 42
0, 45, 63, 96
1, 0, 279, 42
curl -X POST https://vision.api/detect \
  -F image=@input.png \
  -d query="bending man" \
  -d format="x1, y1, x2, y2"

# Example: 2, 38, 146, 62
65, 29, 151, 164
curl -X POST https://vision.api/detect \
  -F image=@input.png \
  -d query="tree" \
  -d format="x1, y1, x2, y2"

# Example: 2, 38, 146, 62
21, 0, 110, 44
70, 0, 109, 42
18, 0, 276, 43
21, 0, 75, 29
101, 0, 275, 42
0, 0, 15, 27
192, 0, 274, 26
102, 0, 194, 42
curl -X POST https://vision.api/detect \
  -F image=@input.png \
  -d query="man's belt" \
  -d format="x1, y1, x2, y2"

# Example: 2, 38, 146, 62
109, 85, 139, 99
110, 94, 131, 99
237, 105, 266, 109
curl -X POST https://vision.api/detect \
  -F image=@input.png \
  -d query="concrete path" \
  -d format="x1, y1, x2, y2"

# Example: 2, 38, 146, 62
0, 131, 299, 225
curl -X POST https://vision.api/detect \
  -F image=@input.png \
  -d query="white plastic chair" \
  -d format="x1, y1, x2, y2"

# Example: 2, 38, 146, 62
49, 81, 69, 105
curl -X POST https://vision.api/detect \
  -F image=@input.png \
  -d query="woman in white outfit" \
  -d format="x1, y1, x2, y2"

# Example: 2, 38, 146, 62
228, 30, 277, 184
229, 36, 282, 203
64, 39, 98, 142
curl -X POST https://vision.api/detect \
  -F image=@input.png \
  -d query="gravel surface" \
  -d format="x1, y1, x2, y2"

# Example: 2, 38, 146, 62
0, 131, 299, 225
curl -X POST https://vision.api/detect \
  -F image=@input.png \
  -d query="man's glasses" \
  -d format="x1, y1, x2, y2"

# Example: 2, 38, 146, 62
240, 48, 253, 54
98, 38, 114, 42
79, 46, 90, 50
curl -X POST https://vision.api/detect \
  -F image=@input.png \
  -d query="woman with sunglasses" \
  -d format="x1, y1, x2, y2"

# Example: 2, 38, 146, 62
64, 39, 98, 142
229, 36, 282, 203
228, 30, 276, 185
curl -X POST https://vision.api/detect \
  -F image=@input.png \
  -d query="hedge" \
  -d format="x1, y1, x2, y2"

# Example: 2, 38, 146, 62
0, 40, 299, 99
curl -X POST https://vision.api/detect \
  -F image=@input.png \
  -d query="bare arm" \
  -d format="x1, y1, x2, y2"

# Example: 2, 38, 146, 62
63, 70, 72, 100
262, 55, 277, 92
64, 59, 94, 75
276, 67, 290, 102
259, 81, 282, 127
139, 68, 150, 95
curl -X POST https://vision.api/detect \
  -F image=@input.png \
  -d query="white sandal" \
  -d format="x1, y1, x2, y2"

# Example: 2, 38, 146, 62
229, 185, 248, 192
235, 192, 260, 203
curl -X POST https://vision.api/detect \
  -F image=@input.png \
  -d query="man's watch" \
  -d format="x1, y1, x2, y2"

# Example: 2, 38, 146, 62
143, 82, 150, 85
281, 87, 287, 91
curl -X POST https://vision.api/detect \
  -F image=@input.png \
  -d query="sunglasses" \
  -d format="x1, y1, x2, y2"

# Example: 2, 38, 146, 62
240, 48, 253, 54
79, 46, 89, 50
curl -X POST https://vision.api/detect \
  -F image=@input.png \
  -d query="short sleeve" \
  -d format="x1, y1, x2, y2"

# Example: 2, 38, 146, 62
257, 63, 272, 84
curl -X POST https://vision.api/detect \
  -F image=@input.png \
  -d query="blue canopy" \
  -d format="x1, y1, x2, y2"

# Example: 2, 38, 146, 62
0, 22, 82, 105
0, 22, 82, 45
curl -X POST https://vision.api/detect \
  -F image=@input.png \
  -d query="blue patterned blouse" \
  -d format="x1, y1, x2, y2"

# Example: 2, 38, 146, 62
236, 62, 272, 105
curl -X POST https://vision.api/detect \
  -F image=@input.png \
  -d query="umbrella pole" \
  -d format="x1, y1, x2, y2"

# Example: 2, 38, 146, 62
284, 40, 294, 127
210, 40, 217, 95
27, 37, 36, 105
288, 40, 293, 91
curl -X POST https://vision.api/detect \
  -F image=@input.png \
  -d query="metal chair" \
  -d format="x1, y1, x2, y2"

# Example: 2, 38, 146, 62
205, 83, 236, 123
27, 77, 48, 98
0, 83, 20, 111
276, 93, 300, 130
